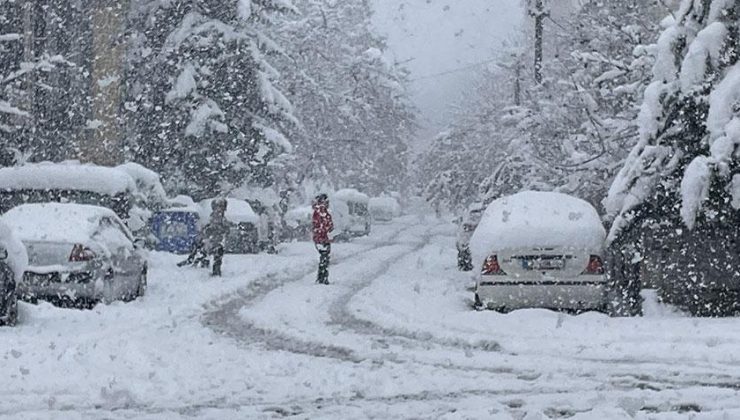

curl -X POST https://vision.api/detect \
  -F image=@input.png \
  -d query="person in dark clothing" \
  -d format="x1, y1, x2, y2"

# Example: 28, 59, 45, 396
312, 194, 334, 284
178, 198, 230, 276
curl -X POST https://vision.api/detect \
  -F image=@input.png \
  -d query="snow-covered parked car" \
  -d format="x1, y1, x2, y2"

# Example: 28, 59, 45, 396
115, 162, 169, 240
283, 205, 313, 241
199, 198, 259, 254
470, 191, 607, 312
0, 161, 138, 226
0, 221, 27, 325
1, 203, 148, 307
455, 202, 485, 271
150, 195, 201, 254
332, 189, 371, 240
369, 196, 401, 222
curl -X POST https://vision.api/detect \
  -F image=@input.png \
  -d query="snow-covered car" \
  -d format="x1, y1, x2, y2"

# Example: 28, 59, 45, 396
199, 198, 259, 254
455, 203, 485, 271
1, 203, 148, 307
0, 221, 27, 325
283, 205, 313, 241
470, 191, 607, 312
332, 189, 371, 240
368, 196, 401, 222
115, 162, 169, 240
150, 196, 201, 254
0, 161, 138, 225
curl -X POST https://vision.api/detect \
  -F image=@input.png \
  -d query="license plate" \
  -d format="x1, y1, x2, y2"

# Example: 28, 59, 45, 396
521, 258, 564, 270
538, 259, 564, 270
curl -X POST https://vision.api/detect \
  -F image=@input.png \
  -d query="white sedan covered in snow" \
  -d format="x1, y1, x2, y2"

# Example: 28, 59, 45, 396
1, 203, 148, 307
470, 191, 607, 312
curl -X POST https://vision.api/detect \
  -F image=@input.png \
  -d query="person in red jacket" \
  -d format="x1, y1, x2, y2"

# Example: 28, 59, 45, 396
312, 193, 334, 284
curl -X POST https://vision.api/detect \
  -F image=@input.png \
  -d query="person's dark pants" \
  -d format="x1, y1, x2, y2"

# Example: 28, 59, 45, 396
211, 245, 224, 277
315, 243, 331, 284
178, 240, 209, 268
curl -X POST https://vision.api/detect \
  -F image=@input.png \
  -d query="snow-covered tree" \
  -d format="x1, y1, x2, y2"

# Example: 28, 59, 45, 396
606, 0, 740, 315
419, 0, 666, 212
124, 0, 297, 199
274, 0, 414, 196
0, 2, 81, 165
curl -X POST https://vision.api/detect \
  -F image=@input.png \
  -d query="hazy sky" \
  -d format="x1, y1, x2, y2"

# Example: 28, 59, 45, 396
371, 0, 525, 151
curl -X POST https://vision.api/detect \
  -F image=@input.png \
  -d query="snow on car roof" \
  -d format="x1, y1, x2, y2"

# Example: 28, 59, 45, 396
1, 203, 117, 244
334, 188, 369, 203
115, 162, 168, 203
369, 196, 399, 208
0, 220, 28, 283
285, 205, 313, 221
199, 198, 259, 224
469, 191, 605, 266
164, 195, 201, 213
0, 161, 137, 196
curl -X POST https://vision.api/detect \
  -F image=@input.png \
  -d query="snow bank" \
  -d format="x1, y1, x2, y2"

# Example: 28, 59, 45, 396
1, 203, 117, 245
0, 220, 28, 283
333, 188, 369, 204
470, 191, 605, 266
199, 198, 258, 224
0, 162, 136, 196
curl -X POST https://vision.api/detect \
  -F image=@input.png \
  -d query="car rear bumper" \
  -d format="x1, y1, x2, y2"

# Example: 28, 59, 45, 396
19, 270, 103, 302
476, 277, 607, 310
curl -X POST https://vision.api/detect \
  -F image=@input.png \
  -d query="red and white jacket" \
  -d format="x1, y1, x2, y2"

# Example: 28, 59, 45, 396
312, 202, 334, 244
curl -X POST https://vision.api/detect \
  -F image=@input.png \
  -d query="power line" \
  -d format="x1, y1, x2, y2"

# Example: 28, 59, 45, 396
409, 58, 501, 82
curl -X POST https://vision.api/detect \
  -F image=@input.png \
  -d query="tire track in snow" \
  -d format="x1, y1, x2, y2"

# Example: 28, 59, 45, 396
202, 221, 426, 361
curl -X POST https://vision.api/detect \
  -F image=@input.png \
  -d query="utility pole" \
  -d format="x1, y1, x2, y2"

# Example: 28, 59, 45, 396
514, 59, 522, 106
530, 0, 546, 85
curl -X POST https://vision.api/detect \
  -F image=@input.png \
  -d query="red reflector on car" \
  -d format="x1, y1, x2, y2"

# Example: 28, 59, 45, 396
482, 255, 507, 276
69, 244, 96, 262
582, 255, 605, 275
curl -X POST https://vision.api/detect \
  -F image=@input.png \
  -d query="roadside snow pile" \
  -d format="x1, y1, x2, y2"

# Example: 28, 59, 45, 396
199, 198, 258, 224
469, 191, 605, 266
0, 203, 117, 245
0, 161, 136, 195
0, 220, 28, 282
369, 197, 401, 221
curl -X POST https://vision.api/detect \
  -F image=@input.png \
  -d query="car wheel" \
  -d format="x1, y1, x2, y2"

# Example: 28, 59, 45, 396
473, 293, 483, 310
1, 294, 17, 326
136, 267, 148, 298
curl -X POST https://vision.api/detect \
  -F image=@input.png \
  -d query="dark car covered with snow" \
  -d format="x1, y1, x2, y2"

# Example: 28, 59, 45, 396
0, 221, 27, 325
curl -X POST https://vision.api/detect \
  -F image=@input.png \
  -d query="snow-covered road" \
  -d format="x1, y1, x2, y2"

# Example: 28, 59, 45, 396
1, 215, 740, 419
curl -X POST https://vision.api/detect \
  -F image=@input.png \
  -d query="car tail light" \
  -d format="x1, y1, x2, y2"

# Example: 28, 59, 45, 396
481, 255, 507, 276
69, 244, 96, 262
582, 255, 605, 275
